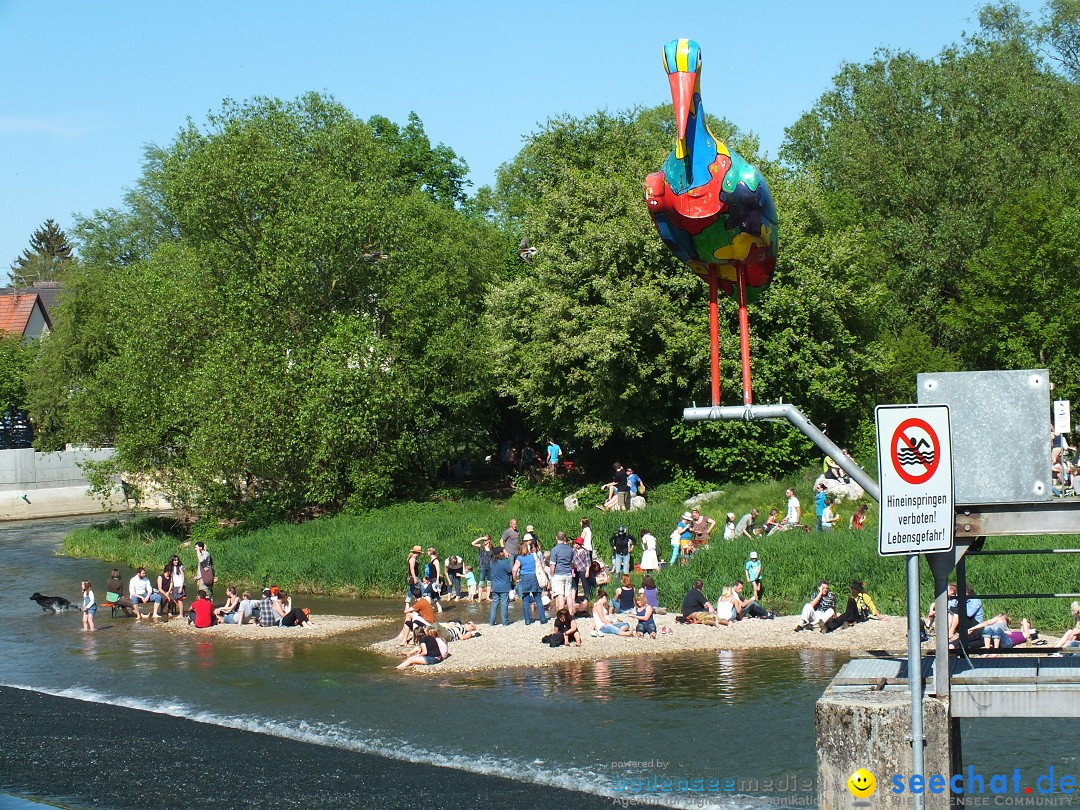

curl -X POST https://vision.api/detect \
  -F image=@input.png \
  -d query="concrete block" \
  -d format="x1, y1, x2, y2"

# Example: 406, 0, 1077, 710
816, 689, 953, 810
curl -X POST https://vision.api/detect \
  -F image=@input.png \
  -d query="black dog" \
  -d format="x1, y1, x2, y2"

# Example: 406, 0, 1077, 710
29, 592, 79, 613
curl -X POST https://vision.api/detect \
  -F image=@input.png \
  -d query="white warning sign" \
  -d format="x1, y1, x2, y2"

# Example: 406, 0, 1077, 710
876, 405, 954, 556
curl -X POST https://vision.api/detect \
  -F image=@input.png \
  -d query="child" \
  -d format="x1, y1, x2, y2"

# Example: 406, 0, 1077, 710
762, 509, 781, 536
81, 580, 96, 632
463, 565, 478, 600
723, 512, 737, 540
850, 504, 868, 530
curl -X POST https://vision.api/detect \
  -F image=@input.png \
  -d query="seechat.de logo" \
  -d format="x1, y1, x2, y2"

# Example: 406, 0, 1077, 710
848, 769, 877, 799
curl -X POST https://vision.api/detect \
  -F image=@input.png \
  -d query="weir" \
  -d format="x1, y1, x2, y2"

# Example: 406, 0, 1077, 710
685, 370, 1080, 810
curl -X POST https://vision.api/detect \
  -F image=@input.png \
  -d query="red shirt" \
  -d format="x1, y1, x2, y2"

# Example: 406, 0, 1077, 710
191, 597, 214, 628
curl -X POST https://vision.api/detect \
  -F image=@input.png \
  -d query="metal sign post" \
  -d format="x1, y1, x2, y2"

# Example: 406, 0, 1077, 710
876, 404, 955, 810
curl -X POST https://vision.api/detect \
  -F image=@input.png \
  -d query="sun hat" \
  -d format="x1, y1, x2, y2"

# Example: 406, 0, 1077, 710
526, 525, 535, 533
410, 545, 422, 553
681, 512, 692, 520
851, 580, 865, 593
727, 512, 735, 519
749, 551, 758, 560
262, 587, 271, 596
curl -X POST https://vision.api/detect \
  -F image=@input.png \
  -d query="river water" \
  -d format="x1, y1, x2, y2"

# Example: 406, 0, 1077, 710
1, 516, 1077, 809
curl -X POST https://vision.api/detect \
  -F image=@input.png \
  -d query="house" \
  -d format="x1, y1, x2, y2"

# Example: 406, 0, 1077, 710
0, 292, 52, 342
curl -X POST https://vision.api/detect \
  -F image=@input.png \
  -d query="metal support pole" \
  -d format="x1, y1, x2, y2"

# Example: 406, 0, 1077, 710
735, 265, 752, 406
928, 553, 953, 701
682, 403, 880, 502
708, 268, 720, 407
908, 553, 924, 810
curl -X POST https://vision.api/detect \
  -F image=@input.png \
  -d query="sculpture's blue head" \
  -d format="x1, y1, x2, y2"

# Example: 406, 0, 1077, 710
662, 38, 703, 162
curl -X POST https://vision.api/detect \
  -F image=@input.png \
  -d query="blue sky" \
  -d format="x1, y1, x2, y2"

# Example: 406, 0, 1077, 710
0, 0, 1046, 280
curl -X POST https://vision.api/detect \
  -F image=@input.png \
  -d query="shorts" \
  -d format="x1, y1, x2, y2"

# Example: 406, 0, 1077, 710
170, 587, 185, 601
86, 606, 97, 616
478, 567, 491, 585
223, 613, 238, 624
422, 655, 442, 665
600, 622, 629, 634
550, 574, 573, 600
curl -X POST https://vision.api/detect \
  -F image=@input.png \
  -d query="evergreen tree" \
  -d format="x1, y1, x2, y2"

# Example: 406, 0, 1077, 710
9, 219, 75, 286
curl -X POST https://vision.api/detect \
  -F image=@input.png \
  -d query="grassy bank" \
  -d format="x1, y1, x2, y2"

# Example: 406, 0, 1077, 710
61, 481, 1080, 632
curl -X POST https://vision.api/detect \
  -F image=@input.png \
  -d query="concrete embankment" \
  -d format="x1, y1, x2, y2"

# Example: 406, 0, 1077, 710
0, 447, 170, 520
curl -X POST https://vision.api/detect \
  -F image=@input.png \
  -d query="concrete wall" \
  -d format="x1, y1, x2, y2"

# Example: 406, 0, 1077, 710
816, 690, 955, 810
0, 447, 116, 492
0, 447, 171, 520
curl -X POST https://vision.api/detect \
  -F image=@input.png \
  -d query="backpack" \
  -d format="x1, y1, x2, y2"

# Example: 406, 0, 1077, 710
541, 631, 565, 647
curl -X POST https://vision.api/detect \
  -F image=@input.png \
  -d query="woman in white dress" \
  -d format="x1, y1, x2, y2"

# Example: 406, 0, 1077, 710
639, 528, 659, 572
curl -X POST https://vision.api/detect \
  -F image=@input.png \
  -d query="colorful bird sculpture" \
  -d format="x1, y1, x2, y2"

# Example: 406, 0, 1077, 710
645, 38, 779, 405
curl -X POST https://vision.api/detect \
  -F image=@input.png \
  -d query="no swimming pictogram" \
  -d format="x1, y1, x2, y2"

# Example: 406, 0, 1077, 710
890, 418, 940, 485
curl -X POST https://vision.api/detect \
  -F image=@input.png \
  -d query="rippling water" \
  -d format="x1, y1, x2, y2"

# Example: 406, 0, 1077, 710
2, 516, 1078, 808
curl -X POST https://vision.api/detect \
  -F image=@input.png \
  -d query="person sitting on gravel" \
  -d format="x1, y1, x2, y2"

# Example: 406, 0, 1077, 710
397, 626, 449, 669
230, 590, 256, 625
633, 595, 657, 638
715, 586, 737, 624
1057, 602, 1080, 648
795, 580, 836, 632
613, 574, 636, 614
680, 580, 715, 624
394, 598, 435, 645
543, 608, 582, 647
591, 589, 632, 636
731, 581, 771, 620
188, 590, 215, 628
823, 580, 884, 632
214, 586, 241, 623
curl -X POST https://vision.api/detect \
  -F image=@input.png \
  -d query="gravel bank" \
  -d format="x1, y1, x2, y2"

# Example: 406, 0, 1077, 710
142, 614, 383, 639
367, 612, 916, 673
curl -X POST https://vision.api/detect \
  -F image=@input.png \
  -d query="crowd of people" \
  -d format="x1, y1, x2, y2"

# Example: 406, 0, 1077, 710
94, 541, 312, 630
921, 583, 1080, 652
393, 515, 694, 666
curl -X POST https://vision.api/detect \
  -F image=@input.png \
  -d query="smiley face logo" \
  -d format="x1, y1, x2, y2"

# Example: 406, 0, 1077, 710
848, 768, 876, 798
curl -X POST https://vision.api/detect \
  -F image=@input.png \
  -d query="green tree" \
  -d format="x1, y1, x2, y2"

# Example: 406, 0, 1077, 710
0, 333, 34, 413
9, 219, 75, 286
28, 93, 503, 519
781, 4, 1080, 415
485, 108, 865, 479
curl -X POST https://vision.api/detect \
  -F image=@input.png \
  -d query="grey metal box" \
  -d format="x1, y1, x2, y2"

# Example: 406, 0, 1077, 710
917, 370, 1050, 504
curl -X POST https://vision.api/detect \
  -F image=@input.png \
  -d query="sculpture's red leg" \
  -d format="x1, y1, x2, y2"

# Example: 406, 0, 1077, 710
709, 267, 721, 406
736, 264, 752, 405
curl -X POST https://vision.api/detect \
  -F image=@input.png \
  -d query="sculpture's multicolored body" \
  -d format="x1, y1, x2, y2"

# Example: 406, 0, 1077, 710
646, 38, 778, 405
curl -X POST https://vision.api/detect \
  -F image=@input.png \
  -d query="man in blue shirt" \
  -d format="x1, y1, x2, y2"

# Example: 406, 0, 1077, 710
546, 438, 562, 474
489, 548, 515, 626
813, 483, 828, 531
548, 531, 576, 613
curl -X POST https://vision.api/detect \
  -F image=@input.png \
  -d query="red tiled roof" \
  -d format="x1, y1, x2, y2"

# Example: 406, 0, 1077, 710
0, 294, 49, 337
